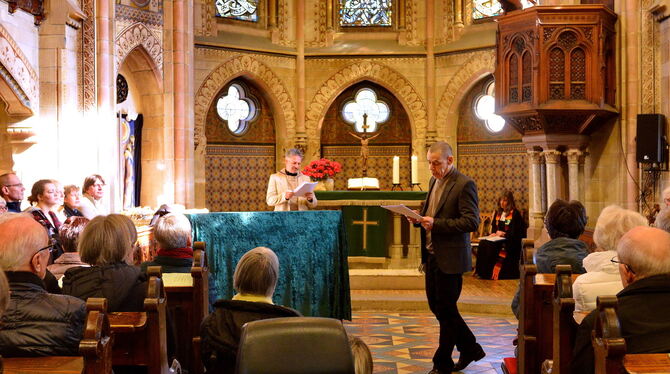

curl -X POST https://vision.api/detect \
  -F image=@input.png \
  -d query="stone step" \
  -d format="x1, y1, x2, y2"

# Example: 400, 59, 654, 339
350, 269, 424, 290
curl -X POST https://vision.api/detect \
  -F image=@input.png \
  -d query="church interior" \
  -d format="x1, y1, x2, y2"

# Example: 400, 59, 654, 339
2, 0, 670, 373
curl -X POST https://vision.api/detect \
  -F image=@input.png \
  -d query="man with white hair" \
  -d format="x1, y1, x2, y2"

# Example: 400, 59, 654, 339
0, 213, 86, 356
140, 213, 194, 273
572, 226, 670, 373
266, 148, 316, 211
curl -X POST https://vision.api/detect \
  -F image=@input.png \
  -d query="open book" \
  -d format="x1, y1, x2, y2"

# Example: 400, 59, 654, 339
292, 181, 318, 197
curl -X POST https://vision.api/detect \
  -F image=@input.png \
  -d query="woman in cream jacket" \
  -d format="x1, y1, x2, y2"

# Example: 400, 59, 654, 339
572, 205, 647, 314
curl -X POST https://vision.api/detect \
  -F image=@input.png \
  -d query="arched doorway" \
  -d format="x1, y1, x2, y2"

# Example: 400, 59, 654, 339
117, 46, 164, 207
205, 77, 276, 212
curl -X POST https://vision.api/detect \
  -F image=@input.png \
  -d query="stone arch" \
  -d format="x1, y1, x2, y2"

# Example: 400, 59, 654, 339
115, 22, 163, 77
436, 49, 496, 148
193, 55, 297, 207
0, 24, 38, 116
305, 61, 427, 159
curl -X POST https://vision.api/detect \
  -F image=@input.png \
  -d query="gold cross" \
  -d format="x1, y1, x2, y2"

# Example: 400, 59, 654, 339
352, 208, 379, 251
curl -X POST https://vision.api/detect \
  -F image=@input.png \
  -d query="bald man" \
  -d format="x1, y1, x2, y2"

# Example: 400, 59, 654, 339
0, 172, 25, 213
0, 213, 86, 357
571, 226, 670, 374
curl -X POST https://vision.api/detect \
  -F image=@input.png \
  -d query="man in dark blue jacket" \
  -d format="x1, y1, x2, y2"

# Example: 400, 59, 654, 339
0, 213, 86, 357
0, 172, 25, 213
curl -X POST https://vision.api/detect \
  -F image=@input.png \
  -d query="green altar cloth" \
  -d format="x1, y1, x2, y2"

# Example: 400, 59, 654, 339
187, 211, 351, 320
315, 191, 427, 257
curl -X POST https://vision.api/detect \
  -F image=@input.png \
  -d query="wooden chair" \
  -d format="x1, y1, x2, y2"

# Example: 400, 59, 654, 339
164, 242, 209, 374
521, 238, 535, 265
541, 265, 577, 374
108, 267, 169, 374
3, 298, 113, 374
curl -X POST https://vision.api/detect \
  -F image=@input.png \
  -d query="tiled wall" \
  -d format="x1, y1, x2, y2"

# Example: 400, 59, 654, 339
322, 145, 411, 190
205, 145, 275, 212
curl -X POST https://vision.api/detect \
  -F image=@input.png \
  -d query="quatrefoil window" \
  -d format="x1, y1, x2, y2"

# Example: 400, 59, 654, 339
216, 83, 258, 135
341, 88, 390, 133
474, 80, 506, 133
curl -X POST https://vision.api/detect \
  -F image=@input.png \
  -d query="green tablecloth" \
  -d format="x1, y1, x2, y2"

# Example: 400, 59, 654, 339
187, 211, 351, 320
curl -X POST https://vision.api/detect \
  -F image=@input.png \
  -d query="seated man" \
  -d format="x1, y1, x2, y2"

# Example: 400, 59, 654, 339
0, 213, 86, 356
0, 172, 25, 213
140, 213, 194, 273
200, 247, 301, 373
571, 226, 670, 374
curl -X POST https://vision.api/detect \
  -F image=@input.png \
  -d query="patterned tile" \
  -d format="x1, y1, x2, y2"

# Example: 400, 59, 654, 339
345, 313, 517, 374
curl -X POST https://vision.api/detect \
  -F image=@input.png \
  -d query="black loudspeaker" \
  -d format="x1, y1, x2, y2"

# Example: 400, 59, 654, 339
636, 114, 667, 163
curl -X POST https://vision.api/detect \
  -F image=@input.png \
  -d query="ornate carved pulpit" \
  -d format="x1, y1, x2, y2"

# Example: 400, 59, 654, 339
495, 5, 618, 238
495, 5, 618, 136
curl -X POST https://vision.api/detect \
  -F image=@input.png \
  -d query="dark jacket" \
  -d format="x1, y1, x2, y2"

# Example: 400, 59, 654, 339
140, 256, 193, 274
420, 169, 480, 274
511, 237, 588, 318
571, 274, 670, 374
0, 271, 86, 357
62, 263, 147, 312
63, 205, 83, 218
200, 299, 302, 374
6, 201, 21, 213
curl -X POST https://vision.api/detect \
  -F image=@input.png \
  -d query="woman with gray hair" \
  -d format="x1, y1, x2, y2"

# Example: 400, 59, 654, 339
61, 214, 147, 312
200, 247, 301, 373
266, 148, 317, 211
140, 213, 194, 273
572, 205, 648, 314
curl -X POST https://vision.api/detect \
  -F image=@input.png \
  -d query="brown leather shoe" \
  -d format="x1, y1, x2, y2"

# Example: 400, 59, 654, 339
452, 348, 486, 371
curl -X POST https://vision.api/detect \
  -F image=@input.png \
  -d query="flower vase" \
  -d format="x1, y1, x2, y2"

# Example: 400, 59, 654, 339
314, 177, 335, 191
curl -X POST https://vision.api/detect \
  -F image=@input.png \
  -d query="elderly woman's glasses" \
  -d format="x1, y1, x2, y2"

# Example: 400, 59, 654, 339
611, 256, 635, 275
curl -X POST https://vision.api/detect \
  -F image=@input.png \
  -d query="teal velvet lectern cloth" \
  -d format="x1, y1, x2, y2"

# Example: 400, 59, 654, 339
188, 211, 351, 320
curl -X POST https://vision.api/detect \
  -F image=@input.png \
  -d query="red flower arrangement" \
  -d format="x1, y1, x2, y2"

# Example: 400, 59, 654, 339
302, 158, 342, 181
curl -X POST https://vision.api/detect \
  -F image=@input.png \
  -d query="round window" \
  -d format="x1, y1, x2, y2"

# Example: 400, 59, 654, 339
474, 82, 505, 133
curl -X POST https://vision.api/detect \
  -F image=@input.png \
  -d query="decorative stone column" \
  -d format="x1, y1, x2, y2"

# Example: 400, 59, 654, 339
407, 224, 421, 268
528, 150, 545, 240
566, 149, 583, 201
387, 213, 405, 268
543, 150, 562, 207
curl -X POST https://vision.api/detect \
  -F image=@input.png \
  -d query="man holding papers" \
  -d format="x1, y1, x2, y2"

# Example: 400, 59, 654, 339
266, 148, 317, 211
406, 141, 484, 374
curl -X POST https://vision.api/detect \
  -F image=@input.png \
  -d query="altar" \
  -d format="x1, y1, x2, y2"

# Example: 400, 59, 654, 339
187, 211, 351, 320
315, 191, 427, 268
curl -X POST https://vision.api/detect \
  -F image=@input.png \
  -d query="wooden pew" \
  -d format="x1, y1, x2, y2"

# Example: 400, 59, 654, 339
164, 242, 209, 374
108, 268, 169, 374
518, 265, 580, 374
541, 265, 577, 374
521, 238, 535, 265
3, 298, 113, 374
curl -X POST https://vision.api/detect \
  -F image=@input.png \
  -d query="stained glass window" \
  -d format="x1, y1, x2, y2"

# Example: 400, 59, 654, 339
474, 81, 505, 133
339, 0, 392, 27
216, 84, 258, 135
473, 0, 537, 20
342, 88, 390, 132
215, 0, 259, 22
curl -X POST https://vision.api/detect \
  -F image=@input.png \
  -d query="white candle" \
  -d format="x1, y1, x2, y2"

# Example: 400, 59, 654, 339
392, 156, 400, 184
411, 155, 419, 184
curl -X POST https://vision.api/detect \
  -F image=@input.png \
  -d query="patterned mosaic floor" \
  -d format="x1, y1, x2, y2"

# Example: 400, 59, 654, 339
344, 313, 518, 374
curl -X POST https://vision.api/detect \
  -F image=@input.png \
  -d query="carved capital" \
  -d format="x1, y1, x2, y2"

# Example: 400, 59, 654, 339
528, 150, 543, 164
565, 149, 583, 164
542, 150, 562, 164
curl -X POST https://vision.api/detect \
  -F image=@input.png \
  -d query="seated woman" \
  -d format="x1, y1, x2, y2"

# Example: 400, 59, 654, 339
47, 217, 91, 280
572, 205, 647, 315
60, 184, 84, 219
140, 213, 193, 273
27, 179, 64, 261
511, 199, 589, 318
200, 247, 301, 373
475, 191, 526, 279
62, 214, 147, 312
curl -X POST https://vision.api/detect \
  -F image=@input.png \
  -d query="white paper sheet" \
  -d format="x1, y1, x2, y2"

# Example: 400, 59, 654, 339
292, 181, 318, 197
478, 235, 506, 242
381, 204, 423, 220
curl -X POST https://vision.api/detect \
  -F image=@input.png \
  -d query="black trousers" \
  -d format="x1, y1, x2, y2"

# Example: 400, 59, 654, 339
425, 254, 480, 370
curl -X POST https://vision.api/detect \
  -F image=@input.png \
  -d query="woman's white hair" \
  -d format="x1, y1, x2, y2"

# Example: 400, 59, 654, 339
593, 205, 648, 252
154, 213, 192, 249
662, 186, 670, 202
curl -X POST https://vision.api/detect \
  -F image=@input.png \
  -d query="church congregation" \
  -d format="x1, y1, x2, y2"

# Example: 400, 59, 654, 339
3, 0, 670, 373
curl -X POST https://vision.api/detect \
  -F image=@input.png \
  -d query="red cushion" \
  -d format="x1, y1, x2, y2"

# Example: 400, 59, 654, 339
502, 357, 517, 374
